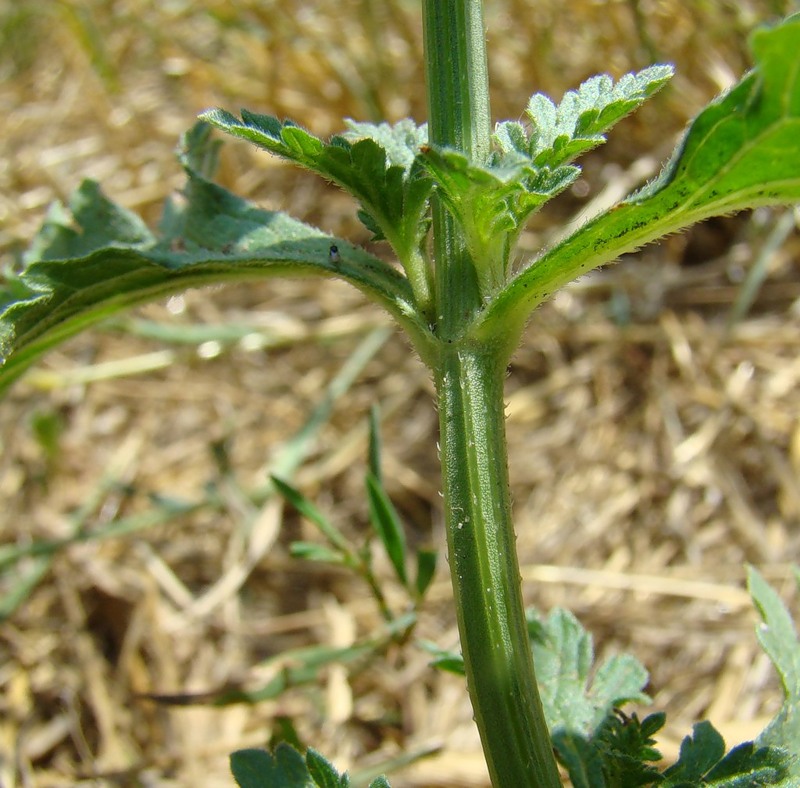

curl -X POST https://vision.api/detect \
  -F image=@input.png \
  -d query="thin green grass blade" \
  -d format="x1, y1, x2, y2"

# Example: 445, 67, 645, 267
365, 472, 408, 588
272, 476, 352, 556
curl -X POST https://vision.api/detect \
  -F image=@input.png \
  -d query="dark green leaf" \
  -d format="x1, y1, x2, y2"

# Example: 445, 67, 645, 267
591, 711, 664, 787
414, 548, 437, 600
704, 741, 788, 785
305, 748, 349, 788
662, 721, 726, 781
230, 744, 313, 788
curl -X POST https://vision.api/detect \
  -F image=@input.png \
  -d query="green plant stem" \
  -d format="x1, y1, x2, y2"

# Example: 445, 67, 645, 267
422, 0, 562, 784
423, 0, 491, 340
435, 343, 561, 787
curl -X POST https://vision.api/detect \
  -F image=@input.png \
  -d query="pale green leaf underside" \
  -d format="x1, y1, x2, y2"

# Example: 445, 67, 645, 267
477, 13, 800, 341
749, 565, 800, 785
529, 608, 650, 782
0, 159, 431, 395
421, 64, 673, 293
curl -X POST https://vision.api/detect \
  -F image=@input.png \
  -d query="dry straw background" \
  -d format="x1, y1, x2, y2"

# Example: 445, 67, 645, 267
1, 0, 799, 785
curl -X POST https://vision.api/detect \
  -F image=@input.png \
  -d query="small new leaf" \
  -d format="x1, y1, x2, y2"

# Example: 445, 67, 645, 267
523, 64, 673, 168
421, 65, 672, 295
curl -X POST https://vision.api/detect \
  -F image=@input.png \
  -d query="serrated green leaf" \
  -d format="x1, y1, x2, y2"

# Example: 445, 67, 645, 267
419, 64, 671, 296
365, 472, 408, 588
529, 608, 650, 787
532, 609, 650, 736
0, 127, 434, 395
24, 180, 154, 265
343, 119, 428, 170
663, 721, 726, 781
477, 14, 800, 344
305, 748, 349, 788
231, 744, 314, 788
200, 110, 434, 315
181, 121, 222, 180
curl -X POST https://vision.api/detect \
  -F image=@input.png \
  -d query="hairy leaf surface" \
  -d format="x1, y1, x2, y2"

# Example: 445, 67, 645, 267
0, 129, 433, 394
420, 65, 672, 293
478, 14, 800, 343
200, 110, 434, 310
750, 566, 800, 785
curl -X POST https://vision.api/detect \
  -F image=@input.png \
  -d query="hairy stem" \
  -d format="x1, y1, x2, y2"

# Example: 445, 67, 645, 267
434, 343, 561, 786
423, 1, 562, 783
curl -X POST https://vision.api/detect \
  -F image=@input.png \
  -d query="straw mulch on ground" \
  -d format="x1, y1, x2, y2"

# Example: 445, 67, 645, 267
1, 1, 798, 785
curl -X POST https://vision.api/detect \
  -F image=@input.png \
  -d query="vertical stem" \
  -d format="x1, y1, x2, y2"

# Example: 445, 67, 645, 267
423, 0, 491, 340
435, 343, 561, 787
423, 1, 562, 785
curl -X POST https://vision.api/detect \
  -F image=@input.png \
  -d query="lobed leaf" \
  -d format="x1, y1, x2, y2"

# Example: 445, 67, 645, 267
231, 745, 313, 788
661, 724, 788, 787
477, 13, 800, 346
529, 608, 650, 783
420, 64, 671, 295
200, 110, 434, 312
0, 126, 435, 395
231, 743, 392, 788
523, 64, 673, 168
